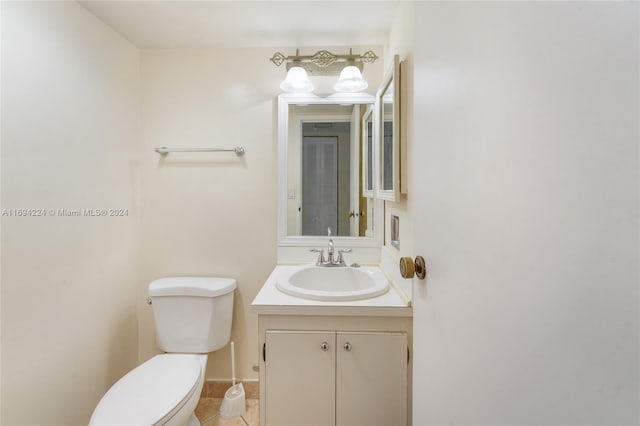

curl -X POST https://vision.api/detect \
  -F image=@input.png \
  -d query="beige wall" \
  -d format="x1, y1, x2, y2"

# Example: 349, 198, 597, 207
1, 2, 141, 425
138, 48, 281, 380
138, 46, 385, 381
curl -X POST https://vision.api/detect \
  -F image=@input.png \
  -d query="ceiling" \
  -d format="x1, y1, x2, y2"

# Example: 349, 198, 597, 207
79, 1, 398, 48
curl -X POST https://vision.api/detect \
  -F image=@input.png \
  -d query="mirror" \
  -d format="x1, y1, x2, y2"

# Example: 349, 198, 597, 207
278, 94, 383, 247
361, 104, 375, 198
376, 55, 400, 201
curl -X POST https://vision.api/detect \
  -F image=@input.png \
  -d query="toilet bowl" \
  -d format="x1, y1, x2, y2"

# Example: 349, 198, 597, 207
90, 277, 236, 426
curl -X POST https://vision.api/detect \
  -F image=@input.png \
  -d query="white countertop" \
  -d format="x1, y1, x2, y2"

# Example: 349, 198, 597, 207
251, 265, 412, 317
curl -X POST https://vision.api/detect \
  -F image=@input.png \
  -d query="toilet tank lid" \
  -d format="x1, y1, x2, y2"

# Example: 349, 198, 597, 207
149, 277, 237, 297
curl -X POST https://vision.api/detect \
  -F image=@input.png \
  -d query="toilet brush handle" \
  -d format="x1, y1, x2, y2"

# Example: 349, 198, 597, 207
230, 341, 236, 387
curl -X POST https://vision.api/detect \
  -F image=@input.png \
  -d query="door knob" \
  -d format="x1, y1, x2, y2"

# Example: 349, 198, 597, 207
320, 342, 329, 351
343, 342, 352, 352
399, 256, 427, 279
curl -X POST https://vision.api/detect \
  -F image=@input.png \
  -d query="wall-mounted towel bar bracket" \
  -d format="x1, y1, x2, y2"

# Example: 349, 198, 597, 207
155, 146, 245, 156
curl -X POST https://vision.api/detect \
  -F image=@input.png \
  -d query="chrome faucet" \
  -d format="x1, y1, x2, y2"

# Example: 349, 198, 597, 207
327, 227, 334, 263
310, 227, 352, 267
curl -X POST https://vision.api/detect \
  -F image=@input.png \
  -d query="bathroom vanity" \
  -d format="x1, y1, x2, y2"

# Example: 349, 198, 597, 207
252, 265, 412, 426
263, 74, 412, 425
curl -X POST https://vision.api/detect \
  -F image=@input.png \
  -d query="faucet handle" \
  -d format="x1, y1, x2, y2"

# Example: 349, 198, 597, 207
337, 248, 352, 265
310, 248, 325, 265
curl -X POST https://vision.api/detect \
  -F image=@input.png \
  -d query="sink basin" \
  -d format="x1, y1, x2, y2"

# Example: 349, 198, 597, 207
276, 266, 389, 301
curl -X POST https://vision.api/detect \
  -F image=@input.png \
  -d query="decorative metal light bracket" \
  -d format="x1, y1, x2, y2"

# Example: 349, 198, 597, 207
270, 49, 378, 76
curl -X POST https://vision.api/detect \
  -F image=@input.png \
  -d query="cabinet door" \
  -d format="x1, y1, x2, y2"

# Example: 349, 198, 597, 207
265, 331, 336, 426
336, 332, 407, 426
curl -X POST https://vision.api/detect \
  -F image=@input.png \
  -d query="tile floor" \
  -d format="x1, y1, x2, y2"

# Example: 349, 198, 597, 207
195, 397, 259, 426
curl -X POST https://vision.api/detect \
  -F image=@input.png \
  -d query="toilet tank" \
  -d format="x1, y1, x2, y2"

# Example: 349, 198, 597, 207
148, 277, 236, 353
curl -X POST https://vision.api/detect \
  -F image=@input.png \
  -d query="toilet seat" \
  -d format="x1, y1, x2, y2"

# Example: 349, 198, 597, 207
90, 354, 203, 425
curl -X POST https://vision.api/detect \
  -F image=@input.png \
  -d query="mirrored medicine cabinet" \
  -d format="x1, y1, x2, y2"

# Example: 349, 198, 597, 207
376, 54, 401, 202
277, 93, 383, 248
277, 56, 401, 248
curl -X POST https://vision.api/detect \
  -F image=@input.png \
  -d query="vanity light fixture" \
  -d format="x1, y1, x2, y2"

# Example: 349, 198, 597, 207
271, 49, 378, 93
280, 66, 314, 93
334, 65, 368, 92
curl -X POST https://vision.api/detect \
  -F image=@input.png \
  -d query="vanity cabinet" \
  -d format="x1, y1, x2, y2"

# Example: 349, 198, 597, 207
264, 329, 408, 426
253, 270, 413, 426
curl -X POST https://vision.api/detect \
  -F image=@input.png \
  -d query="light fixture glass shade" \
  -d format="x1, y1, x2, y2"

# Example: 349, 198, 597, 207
280, 66, 314, 93
334, 65, 368, 92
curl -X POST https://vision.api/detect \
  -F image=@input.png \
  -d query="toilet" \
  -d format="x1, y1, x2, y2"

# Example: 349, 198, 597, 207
90, 276, 236, 426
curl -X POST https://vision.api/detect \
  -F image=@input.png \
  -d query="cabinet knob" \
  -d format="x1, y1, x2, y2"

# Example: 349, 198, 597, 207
320, 342, 329, 351
343, 342, 352, 352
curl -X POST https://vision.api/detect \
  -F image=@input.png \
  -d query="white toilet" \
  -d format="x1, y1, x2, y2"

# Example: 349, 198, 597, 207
90, 276, 236, 426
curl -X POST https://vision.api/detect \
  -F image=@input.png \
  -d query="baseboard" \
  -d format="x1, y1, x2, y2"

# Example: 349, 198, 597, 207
201, 379, 259, 399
